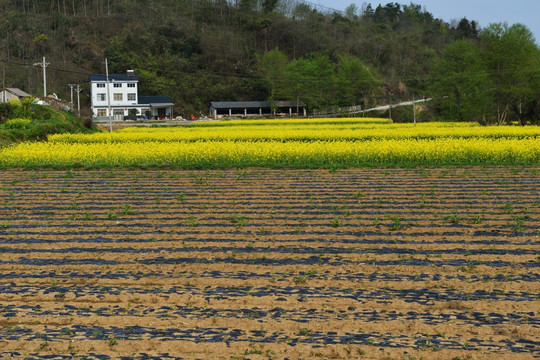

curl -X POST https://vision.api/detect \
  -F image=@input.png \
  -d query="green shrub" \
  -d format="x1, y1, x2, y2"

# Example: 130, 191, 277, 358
1, 118, 32, 130
0, 102, 96, 146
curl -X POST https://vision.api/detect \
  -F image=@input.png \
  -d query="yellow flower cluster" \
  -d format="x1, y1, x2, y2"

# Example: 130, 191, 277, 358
1, 118, 538, 168
49, 120, 540, 144
1, 118, 32, 130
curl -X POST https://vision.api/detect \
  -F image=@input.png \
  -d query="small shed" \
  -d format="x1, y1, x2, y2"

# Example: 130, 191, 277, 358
0, 88, 32, 103
210, 100, 306, 118
138, 96, 174, 119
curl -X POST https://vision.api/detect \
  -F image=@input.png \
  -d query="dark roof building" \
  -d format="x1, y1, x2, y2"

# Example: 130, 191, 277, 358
210, 100, 306, 118
139, 96, 174, 119
139, 96, 174, 106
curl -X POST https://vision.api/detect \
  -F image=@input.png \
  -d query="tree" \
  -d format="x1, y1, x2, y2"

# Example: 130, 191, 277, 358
345, 3, 358, 20
430, 40, 490, 122
456, 18, 478, 39
32, 33, 51, 55
261, 0, 279, 13
372, 2, 402, 24
260, 47, 288, 101
238, 0, 258, 12
335, 55, 378, 108
292, 3, 311, 20
482, 23, 540, 124
285, 54, 335, 110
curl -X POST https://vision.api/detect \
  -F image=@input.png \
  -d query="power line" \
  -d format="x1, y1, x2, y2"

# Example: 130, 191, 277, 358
3, 54, 538, 94
0, 58, 92, 76
299, 1, 344, 15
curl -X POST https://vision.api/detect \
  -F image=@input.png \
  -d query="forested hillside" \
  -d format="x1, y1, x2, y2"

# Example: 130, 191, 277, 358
1, 0, 539, 124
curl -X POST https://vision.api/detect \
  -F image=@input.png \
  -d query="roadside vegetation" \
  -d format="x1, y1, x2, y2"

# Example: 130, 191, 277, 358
0, 98, 95, 147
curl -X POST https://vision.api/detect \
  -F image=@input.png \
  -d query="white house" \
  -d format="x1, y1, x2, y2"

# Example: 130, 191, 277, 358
90, 70, 174, 120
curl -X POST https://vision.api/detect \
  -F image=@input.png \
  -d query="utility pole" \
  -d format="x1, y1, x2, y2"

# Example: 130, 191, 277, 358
104, 58, 112, 132
75, 84, 82, 116
2, 64, 5, 103
33, 56, 49, 97
68, 84, 77, 109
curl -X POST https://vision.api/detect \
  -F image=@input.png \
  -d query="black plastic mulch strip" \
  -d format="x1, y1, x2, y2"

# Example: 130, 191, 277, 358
1, 284, 538, 303
0, 326, 538, 354
1, 256, 537, 268
1, 234, 538, 246
0, 353, 182, 360
1, 303, 536, 326
0, 245, 536, 256
2, 197, 539, 212
1, 270, 537, 283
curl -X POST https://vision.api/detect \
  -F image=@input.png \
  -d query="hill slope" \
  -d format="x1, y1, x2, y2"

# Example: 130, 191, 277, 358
0, 98, 95, 147
0, 1, 538, 123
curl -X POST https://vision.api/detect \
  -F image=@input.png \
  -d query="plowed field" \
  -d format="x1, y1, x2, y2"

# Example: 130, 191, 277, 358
0, 167, 538, 359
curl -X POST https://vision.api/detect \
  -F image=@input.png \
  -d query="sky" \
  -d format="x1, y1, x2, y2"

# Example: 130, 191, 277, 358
311, 0, 540, 45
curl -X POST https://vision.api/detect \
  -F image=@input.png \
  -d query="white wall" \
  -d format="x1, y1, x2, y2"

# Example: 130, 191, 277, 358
90, 79, 138, 118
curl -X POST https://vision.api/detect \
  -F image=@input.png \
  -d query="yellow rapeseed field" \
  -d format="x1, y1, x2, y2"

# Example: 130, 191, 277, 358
49, 121, 540, 144
1, 118, 538, 168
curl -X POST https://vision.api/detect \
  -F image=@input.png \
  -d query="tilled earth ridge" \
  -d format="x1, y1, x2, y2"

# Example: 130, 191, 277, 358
0, 167, 538, 359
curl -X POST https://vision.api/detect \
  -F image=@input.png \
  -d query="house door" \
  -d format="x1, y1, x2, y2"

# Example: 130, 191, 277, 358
113, 110, 124, 121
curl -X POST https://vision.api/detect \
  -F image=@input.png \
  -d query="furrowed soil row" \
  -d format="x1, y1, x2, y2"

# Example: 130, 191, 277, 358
0, 167, 538, 359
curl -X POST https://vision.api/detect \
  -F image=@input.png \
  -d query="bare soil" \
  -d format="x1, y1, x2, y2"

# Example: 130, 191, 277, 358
0, 167, 538, 359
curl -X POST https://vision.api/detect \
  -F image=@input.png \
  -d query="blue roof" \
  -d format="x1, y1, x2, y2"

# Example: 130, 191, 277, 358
90, 73, 138, 82
138, 96, 173, 105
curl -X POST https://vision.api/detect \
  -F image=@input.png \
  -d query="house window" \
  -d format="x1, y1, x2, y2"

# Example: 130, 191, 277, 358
97, 109, 107, 117
114, 93, 122, 101
114, 83, 122, 88
128, 93, 136, 101
127, 83, 135, 88
96, 83, 105, 88
97, 93, 106, 101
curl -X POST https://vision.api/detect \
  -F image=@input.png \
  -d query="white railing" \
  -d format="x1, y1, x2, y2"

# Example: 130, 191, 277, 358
312, 98, 432, 117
